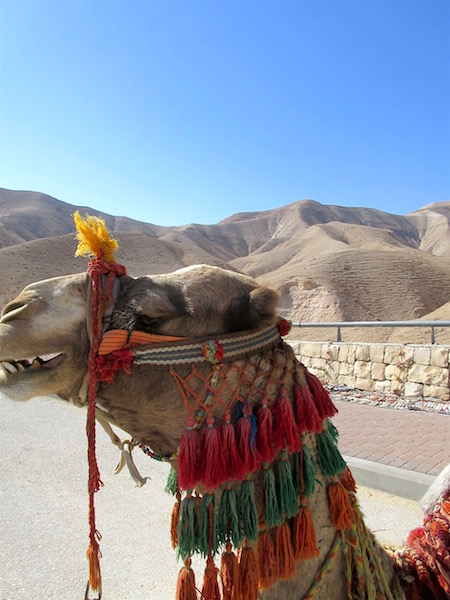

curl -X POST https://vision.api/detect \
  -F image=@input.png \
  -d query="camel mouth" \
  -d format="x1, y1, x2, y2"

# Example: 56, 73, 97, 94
0, 352, 66, 376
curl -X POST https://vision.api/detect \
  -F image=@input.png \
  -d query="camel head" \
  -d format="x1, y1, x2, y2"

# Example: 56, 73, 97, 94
0, 264, 279, 407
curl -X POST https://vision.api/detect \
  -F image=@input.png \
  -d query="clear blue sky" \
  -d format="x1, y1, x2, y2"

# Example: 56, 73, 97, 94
1, 0, 449, 226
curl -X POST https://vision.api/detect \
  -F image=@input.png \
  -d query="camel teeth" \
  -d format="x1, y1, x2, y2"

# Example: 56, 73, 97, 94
31, 359, 41, 368
16, 363, 26, 371
1, 361, 18, 374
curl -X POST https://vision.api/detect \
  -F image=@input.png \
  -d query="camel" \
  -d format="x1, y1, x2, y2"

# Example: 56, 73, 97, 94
0, 214, 448, 600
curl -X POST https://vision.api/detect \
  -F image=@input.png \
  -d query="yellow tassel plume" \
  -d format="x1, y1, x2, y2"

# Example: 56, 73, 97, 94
74, 211, 118, 263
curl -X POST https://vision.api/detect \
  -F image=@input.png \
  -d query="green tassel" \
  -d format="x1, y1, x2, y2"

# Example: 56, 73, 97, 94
317, 427, 347, 477
263, 465, 283, 527
277, 453, 300, 519
165, 465, 178, 496
239, 479, 258, 541
326, 418, 339, 442
199, 493, 218, 557
218, 487, 242, 548
303, 445, 316, 497
177, 493, 200, 560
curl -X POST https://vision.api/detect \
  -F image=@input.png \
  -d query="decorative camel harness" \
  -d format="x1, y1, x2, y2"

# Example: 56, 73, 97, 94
74, 214, 449, 600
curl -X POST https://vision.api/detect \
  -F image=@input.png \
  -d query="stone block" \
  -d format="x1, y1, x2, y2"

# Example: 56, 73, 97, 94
404, 382, 423, 397
340, 375, 356, 388
355, 345, 370, 361
390, 379, 405, 395
346, 345, 357, 364
355, 377, 375, 391
354, 360, 371, 379
430, 347, 449, 368
371, 363, 386, 381
326, 360, 340, 382
384, 345, 404, 364
408, 364, 448, 386
310, 358, 328, 371
369, 345, 385, 363
339, 362, 353, 376
375, 380, 391, 393
414, 347, 431, 366
423, 384, 450, 401
385, 364, 406, 382
338, 345, 349, 362
302, 343, 322, 358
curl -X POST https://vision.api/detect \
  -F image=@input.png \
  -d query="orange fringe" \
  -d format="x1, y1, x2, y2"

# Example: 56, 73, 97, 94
201, 555, 220, 600
257, 529, 276, 589
274, 522, 296, 580
292, 504, 320, 559
239, 546, 259, 600
171, 491, 181, 549
86, 543, 102, 594
328, 481, 355, 531
340, 467, 357, 494
176, 559, 197, 600
221, 543, 241, 600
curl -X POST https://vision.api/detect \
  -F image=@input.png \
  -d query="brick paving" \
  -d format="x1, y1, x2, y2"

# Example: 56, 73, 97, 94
332, 400, 449, 476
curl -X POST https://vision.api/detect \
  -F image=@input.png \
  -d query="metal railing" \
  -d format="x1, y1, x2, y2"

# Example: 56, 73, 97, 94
290, 320, 450, 344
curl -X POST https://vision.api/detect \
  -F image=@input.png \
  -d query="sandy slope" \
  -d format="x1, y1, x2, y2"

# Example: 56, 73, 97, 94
0, 188, 449, 344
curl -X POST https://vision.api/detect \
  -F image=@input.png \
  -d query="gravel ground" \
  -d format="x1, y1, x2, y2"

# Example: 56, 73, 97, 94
327, 383, 450, 415
0, 394, 426, 600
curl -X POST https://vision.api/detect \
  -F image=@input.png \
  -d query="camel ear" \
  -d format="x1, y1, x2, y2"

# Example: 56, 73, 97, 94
247, 286, 280, 329
225, 285, 279, 332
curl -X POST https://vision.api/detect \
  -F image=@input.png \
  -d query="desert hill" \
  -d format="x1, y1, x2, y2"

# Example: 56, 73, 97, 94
0, 188, 449, 343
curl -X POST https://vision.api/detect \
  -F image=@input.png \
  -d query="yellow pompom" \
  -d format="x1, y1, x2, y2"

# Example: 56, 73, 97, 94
74, 211, 118, 263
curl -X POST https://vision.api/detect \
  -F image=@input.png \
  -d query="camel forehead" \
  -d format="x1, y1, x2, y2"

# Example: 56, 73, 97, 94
162, 264, 258, 293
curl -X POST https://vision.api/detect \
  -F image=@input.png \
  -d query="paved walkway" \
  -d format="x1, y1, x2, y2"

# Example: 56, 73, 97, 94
333, 400, 449, 477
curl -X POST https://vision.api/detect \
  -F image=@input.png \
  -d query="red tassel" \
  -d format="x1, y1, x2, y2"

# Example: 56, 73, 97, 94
221, 542, 240, 600
328, 481, 355, 531
292, 504, 319, 559
201, 555, 221, 600
177, 419, 199, 490
294, 376, 322, 434
198, 416, 226, 488
255, 402, 275, 463
305, 371, 337, 420
235, 406, 260, 474
274, 522, 296, 579
272, 387, 301, 453
221, 412, 244, 482
239, 546, 259, 600
176, 559, 197, 600
257, 529, 276, 589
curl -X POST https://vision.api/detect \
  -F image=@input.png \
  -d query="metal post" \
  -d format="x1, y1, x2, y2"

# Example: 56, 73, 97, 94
337, 326, 341, 343
431, 326, 435, 345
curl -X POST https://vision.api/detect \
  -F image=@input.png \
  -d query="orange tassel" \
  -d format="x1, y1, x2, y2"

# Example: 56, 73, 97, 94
201, 555, 220, 600
257, 529, 276, 589
340, 467, 357, 494
239, 546, 259, 600
86, 542, 102, 595
292, 504, 319, 559
328, 481, 355, 531
171, 491, 182, 549
176, 559, 197, 600
274, 522, 295, 580
221, 542, 241, 600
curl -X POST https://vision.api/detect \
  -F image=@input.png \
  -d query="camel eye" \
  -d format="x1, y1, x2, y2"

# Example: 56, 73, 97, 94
135, 315, 160, 333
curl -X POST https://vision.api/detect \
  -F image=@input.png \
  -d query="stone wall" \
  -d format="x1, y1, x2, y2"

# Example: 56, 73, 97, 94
289, 341, 450, 401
